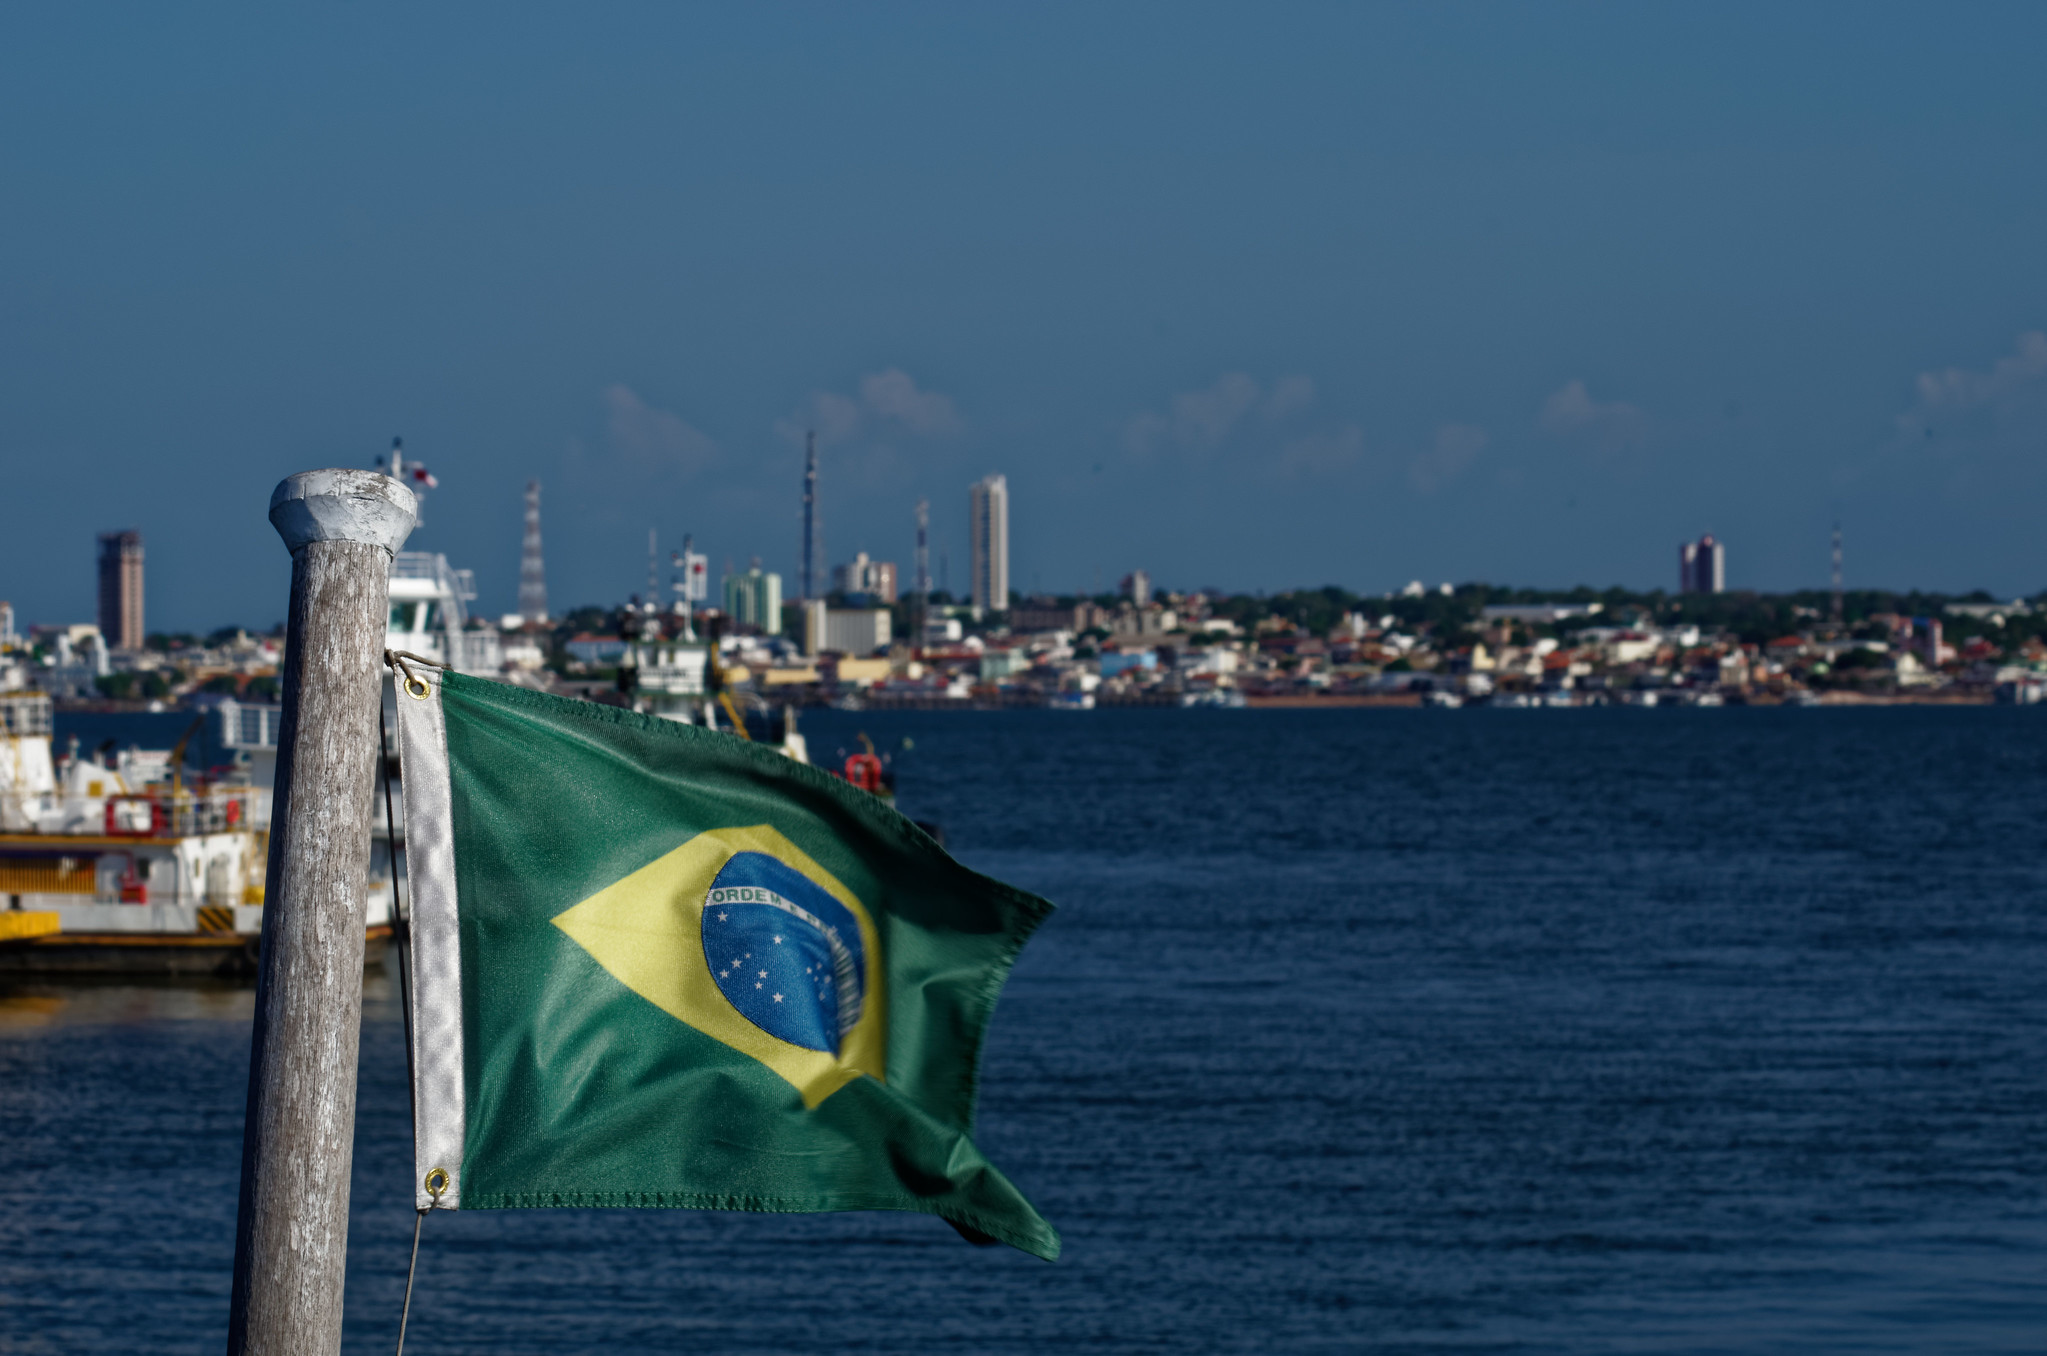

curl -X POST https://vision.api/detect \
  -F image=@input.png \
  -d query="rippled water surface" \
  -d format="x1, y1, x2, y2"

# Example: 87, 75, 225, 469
4, 708, 2045, 1352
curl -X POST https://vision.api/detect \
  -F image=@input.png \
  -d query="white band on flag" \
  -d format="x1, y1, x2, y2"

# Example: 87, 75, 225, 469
394, 667, 467, 1209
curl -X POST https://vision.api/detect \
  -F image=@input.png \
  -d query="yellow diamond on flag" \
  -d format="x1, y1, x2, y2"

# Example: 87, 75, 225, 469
552, 824, 887, 1108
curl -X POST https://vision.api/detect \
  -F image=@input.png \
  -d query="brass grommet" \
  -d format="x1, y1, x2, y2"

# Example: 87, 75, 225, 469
404, 676, 431, 700
424, 1166, 450, 1198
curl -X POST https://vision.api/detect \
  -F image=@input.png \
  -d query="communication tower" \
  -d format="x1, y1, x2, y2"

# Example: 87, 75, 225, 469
801, 431, 822, 601
913, 497, 931, 646
519, 481, 548, 624
647, 530, 662, 617
1830, 521, 1844, 624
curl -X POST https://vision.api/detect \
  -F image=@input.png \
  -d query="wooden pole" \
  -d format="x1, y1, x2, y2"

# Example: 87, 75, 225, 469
229, 470, 415, 1356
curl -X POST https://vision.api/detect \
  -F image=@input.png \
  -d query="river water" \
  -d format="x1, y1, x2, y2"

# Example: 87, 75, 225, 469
3, 708, 2043, 1352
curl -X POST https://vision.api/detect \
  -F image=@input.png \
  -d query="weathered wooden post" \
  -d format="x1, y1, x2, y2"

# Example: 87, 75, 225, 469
228, 470, 416, 1355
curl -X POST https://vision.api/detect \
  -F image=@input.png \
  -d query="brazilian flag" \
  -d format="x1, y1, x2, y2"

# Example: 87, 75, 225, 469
390, 669, 1058, 1259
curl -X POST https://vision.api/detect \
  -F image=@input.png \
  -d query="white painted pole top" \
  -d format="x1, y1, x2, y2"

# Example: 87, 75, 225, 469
269, 469, 418, 555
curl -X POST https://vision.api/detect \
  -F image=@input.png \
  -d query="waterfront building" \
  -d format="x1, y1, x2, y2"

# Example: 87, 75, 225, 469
805, 605, 892, 657
980, 648, 1029, 681
0, 601, 15, 649
722, 566, 783, 635
968, 474, 1009, 613
1010, 599, 1081, 634
96, 530, 144, 650
1912, 617, 1949, 665
1120, 570, 1151, 608
26, 625, 108, 698
1480, 603, 1604, 624
1110, 604, 1178, 638
832, 552, 899, 604
1099, 650, 1158, 678
565, 634, 630, 666
1678, 534, 1725, 594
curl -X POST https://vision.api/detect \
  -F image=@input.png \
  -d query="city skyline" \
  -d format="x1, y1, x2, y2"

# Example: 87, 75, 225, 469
5, 8, 2047, 630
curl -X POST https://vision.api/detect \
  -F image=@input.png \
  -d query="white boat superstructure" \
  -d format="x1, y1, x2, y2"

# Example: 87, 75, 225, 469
0, 690, 286, 972
623, 632, 809, 763
387, 550, 503, 675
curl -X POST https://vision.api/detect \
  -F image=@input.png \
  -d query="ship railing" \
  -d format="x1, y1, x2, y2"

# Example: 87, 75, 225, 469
104, 787, 252, 838
216, 698, 283, 751
0, 691, 54, 736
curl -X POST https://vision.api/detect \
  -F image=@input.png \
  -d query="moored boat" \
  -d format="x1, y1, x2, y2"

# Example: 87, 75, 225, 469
0, 690, 324, 976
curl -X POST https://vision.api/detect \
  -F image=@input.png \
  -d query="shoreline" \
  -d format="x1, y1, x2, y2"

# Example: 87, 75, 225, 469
1241, 690, 1998, 709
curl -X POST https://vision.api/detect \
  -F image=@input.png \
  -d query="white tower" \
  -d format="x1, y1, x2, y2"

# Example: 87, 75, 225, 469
968, 474, 1009, 614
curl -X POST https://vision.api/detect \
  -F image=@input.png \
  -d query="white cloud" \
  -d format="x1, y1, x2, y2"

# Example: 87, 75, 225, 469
1265, 374, 1317, 419
1408, 423, 1488, 493
1125, 372, 1322, 457
1279, 423, 1364, 476
777, 368, 962, 447
858, 368, 962, 436
774, 390, 861, 448
1538, 380, 1646, 455
1898, 330, 2047, 435
602, 384, 718, 476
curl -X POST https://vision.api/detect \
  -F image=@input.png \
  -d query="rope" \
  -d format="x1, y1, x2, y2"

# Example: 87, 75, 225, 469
381, 652, 437, 1356
385, 649, 445, 670
384, 649, 444, 701
378, 699, 416, 1121
394, 1207, 429, 1356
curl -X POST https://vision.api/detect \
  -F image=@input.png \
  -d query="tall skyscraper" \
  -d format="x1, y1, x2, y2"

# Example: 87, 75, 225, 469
800, 431, 822, 601
96, 529, 144, 650
519, 481, 549, 624
968, 474, 1009, 613
1678, 534, 1725, 595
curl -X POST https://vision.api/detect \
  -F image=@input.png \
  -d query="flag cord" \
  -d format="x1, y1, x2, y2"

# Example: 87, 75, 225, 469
385, 648, 444, 700
394, 1206, 429, 1356
381, 669, 429, 1356
378, 697, 417, 1119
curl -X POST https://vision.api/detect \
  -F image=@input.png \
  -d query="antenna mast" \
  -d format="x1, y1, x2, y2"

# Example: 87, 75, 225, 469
647, 529, 659, 618
1830, 520, 1844, 624
801, 430, 821, 601
913, 497, 930, 649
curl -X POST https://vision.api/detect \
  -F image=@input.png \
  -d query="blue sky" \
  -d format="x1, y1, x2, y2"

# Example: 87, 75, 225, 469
5, 4, 2047, 630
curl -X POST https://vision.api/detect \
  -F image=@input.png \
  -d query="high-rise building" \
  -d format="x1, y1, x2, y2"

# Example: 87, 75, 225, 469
0, 600, 15, 649
1678, 534, 1725, 595
722, 566, 783, 635
1120, 570, 1152, 608
968, 474, 1009, 614
519, 481, 549, 624
832, 552, 899, 603
96, 530, 144, 650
